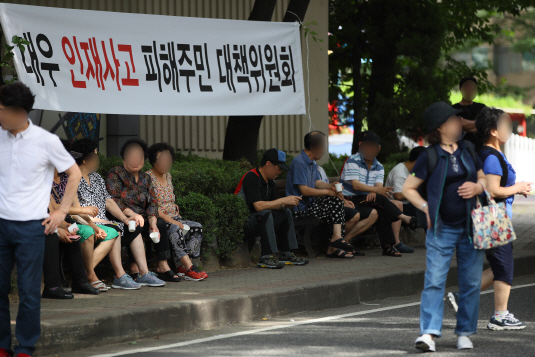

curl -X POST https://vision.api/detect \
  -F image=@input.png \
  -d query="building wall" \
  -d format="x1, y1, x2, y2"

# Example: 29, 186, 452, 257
3, 0, 329, 159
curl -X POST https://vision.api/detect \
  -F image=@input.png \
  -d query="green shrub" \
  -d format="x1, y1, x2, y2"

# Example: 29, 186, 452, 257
211, 194, 249, 260
175, 192, 218, 261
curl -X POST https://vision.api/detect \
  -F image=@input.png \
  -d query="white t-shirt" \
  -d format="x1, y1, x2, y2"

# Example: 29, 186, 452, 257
385, 162, 410, 204
0, 120, 75, 221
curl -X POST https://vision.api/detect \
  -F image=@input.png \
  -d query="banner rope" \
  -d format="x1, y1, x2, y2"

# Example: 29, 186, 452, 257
287, 11, 341, 177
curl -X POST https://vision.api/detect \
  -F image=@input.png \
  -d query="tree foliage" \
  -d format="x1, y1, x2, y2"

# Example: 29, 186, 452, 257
329, 0, 533, 158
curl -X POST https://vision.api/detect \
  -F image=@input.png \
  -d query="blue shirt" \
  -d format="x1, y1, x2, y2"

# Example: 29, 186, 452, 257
340, 153, 384, 196
286, 150, 321, 210
482, 152, 516, 218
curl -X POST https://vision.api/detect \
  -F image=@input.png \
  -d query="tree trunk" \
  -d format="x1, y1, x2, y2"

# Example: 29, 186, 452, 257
222, 0, 311, 164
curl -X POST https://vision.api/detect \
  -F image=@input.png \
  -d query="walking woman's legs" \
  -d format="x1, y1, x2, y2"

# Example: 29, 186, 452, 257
455, 230, 485, 336
420, 225, 458, 338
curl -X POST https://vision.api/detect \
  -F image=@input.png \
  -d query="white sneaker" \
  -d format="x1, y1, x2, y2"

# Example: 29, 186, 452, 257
457, 336, 473, 350
415, 335, 436, 352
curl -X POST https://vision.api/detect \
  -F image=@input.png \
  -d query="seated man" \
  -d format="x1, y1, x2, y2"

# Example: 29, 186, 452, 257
317, 166, 376, 251
341, 132, 416, 256
385, 146, 427, 229
237, 148, 308, 269
286, 131, 355, 259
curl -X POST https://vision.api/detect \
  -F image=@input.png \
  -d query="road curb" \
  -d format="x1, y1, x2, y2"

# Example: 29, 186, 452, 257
36, 251, 535, 356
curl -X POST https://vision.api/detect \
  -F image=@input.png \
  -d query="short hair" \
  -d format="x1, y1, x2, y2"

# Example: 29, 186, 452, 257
304, 131, 326, 150
71, 138, 98, 165
409, 146, 426, 162
0, 82, 35, 113
459, 76, 477, 89
148, 142, 175, 166
475, 107, 505, 145
120, 138, 148, 160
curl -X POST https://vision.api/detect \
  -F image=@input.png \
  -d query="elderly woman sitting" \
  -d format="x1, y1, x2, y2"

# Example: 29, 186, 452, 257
147, 143, 207, 281
72, 138, 165, 290
106, 138, 179, 283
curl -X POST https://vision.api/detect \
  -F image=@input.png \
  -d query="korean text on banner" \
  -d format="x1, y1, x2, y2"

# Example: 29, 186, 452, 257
0, 3, 306, 116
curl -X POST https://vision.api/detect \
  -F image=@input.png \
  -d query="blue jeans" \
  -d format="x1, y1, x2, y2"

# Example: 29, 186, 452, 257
0, 218, 45, 356
420, 224, 484, 337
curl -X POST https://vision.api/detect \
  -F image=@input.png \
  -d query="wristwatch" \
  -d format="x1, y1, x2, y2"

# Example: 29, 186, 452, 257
422, 203, 428, 210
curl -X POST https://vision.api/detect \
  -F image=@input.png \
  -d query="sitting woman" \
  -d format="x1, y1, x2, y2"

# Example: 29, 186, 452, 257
51, 164, 122, 292
147, 143, 207, 281
106, 138, 180, 283
73, 138, 164, 290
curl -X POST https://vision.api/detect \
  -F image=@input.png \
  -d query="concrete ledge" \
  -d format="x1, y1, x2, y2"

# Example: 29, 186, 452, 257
34, 250, 535, 356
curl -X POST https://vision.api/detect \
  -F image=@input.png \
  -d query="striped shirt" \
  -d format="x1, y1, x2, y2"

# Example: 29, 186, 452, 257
340, 153, 384, 196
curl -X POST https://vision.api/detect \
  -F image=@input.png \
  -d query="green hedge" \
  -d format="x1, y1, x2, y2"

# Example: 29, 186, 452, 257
98, 153, 252, 262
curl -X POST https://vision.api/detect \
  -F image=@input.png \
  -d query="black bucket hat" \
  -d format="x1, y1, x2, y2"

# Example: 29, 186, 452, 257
424, 101, 462, 134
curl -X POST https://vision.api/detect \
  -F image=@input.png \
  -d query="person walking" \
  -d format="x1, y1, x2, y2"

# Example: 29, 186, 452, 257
0, 83, 82, 357
403, 101, 487, 352
446, 107, 530, 331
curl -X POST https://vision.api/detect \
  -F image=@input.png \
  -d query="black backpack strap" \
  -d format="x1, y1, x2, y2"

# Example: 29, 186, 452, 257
426, 145, 438, 174
480, 146, 508, 187
462, 140, 478, 167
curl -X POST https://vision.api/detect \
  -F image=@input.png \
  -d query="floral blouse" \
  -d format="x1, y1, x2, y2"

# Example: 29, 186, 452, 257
146, 170, 179, 217
51, 173, 68, 203
78, 172, 112, 221
106, 166, 159, 218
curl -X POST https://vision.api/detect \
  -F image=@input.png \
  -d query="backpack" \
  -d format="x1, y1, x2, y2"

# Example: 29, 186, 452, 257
234, 168, 260, 202
419, 141, 478, 200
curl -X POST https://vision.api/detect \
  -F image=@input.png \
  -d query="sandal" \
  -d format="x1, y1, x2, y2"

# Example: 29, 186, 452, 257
408, 216, 418, 230
156, 270, 181, 282
326, 249, 354, 259
382, 245, 402, 257
91, 280, 110, 292
329, 238, 354, 252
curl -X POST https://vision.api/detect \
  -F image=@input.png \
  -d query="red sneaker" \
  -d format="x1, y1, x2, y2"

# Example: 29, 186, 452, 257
176, 266, 187, 277
191, 265, 208, 279
183, 267, 205, 281
0, 348, 10, 357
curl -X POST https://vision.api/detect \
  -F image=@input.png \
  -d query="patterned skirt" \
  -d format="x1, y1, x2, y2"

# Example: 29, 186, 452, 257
167, 216, 203, 263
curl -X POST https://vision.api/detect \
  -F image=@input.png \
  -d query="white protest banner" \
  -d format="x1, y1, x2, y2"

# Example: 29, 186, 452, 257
0, 3, 306, 116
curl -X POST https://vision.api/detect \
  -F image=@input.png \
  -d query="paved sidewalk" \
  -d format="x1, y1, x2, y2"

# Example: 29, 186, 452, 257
10, 199, 535, 356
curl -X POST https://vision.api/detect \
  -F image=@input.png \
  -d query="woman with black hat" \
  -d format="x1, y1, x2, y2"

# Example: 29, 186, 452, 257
402, 101, 487, 352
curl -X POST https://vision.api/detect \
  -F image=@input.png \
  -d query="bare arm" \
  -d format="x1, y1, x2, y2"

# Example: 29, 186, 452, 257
351, 180, 378, 193
252, 196, 301, 212
43, 164, 82, 234
402, 175, 427, 212
486, 174, 530, 199
105, 198, 131, 224
298, 184, 335, 198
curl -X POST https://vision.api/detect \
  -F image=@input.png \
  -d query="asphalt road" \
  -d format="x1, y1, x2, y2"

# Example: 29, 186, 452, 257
49, 274, 535, 357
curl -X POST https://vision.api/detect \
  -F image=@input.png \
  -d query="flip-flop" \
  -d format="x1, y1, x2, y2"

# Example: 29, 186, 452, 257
91, 280, 110, 291
326, 249, 354, 259
329, 238, 354, 251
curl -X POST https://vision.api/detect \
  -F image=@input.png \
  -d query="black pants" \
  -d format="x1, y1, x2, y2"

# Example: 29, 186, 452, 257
403, 202, 427, 230
246, 209, 298, 256
122, 216, 171, 261
349, 194, 400, 248
43, 233, 88, 289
